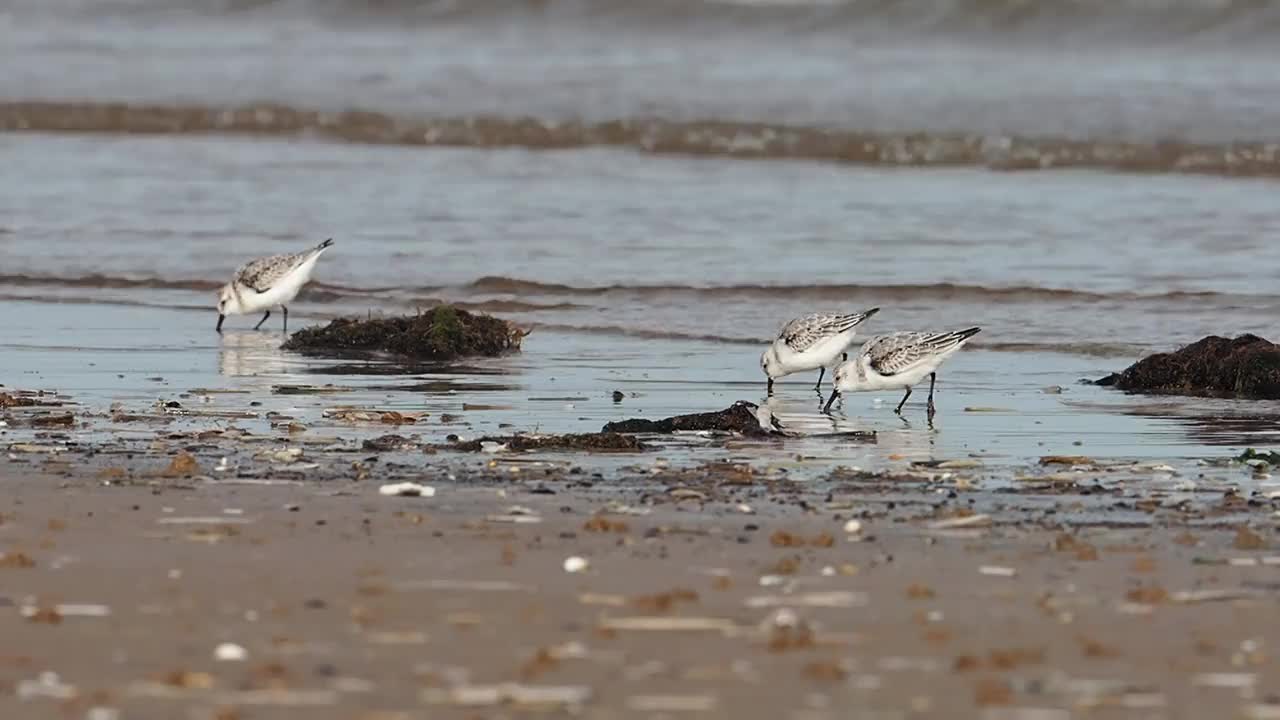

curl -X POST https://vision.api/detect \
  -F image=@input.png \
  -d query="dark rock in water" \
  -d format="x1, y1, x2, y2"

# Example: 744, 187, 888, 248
446, 433, 645, 452
282, 305, 527, 360
603, 400, 782, 437
1096, 334, 1280, 399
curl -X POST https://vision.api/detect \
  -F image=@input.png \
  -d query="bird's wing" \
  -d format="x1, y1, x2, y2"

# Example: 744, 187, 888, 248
865, 329, 979, 376
235, 252, 304, 293
779, 312, 868, 353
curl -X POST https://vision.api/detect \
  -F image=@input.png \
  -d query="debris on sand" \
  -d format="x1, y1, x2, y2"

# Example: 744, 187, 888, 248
1096, 334, 1280, 399
363, 435, 416, 452
160, 452, 201, 478
0, 390, 62, 408
379, 482, 435, 498
282, 305, 527, 360
30, 413, 75, 428
421, 683, 591, 709
324, 407, 421, 424
444, 433, 645, 452
602, 401, 785, 437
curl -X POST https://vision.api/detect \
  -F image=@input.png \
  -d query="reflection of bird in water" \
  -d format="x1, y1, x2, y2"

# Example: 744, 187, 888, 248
761, 394, 936, 457
216, 330, 297, 382
762, 394, 845, 436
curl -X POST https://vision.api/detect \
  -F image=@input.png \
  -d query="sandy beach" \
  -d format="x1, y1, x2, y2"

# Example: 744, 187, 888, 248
2, 454, 1279, 719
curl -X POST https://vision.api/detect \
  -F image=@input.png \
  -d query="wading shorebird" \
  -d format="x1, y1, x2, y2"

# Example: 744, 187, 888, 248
823, 327, 981, 421
760, 308, 880, 394
216, 238, 334, 333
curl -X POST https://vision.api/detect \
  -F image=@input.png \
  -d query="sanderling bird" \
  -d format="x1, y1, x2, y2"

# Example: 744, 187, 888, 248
760, 308, 880, 394
823, 327, 981, 420
216, 238, 335, 333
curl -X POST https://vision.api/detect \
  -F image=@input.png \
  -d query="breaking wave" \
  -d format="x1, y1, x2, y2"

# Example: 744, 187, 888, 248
5, 101, 1280, 179
29, 0, 1280, 44
0, 271, 1244, 305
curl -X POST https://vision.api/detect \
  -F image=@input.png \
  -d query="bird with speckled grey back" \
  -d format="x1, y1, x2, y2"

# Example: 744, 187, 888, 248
216, 238, 335, 334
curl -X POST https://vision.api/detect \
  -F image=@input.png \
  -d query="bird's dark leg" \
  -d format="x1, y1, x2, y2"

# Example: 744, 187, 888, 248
767, 377, 774, 396
253, 310, 271, 331
282, 306, 288, 334
894, 386, 912, 415
814, 367, 825, 390
926, 372, 937, 420
216, 314, 225, 333
822, 390, 840, 414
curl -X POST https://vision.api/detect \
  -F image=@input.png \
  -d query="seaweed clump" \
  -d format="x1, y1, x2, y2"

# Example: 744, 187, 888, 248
1096, 334, 1280, 400
282, 306, 527, 360
603, 401, 782, 438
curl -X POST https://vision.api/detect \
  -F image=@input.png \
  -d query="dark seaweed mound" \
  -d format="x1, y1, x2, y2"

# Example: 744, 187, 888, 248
1096, 334, 1280, 399
603, 401, 781, 437
282, 306, 526, 360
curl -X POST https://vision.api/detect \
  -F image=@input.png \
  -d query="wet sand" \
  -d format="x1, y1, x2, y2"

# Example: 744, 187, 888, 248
2, 457, 1280, 719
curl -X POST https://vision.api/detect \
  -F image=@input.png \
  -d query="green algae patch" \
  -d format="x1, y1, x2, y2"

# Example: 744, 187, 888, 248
283, 306, 527, 360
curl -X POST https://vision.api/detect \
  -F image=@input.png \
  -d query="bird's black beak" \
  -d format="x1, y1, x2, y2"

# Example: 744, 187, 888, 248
216, 314, 225, 333
822, 390, 839, 414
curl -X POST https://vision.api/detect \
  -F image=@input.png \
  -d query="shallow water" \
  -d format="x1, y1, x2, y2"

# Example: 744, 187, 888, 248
4, 134, 1280, 358
5, 1, 1280, 467
4, 292, 1278, 471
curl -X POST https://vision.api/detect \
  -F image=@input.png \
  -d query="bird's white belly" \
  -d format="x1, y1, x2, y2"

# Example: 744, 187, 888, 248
868, 357, 942, 391
777, 331, 855, 375
239, 262, 315, 314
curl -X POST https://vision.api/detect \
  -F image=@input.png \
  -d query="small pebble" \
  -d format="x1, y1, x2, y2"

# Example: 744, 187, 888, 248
564, 556, 589, 573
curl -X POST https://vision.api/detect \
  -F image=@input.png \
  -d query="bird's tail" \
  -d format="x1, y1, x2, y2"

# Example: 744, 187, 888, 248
927, 327, 982, 352
837, 306, 880, 331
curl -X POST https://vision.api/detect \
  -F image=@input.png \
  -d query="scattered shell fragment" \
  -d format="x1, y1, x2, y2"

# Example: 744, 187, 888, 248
257, 447, 303, 464
395, 579, 533, 592
928, 514, 991, 530
23, 603, 111, 618
16, 672, 77, 700
214, 642, 248, 662
625, 694, 719, 712
843, 519, 863, 535
378, 482, 435, 498
422, 683, 591, 708
563, 556, 589, 573
1193, 672, 1256, 689
598, 616, 738, 633
979, 565, 1017, 577
745, 591, 867, 609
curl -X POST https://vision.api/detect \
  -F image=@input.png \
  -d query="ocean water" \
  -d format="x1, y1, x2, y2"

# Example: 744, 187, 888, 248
3, 0, 1280, 462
